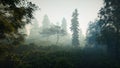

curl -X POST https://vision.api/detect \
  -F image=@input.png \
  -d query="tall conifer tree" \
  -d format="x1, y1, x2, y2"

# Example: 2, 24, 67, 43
71, 9, 80, 47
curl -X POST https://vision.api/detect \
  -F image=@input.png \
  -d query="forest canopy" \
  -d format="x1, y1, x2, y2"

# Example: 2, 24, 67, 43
0, 0, 38, 44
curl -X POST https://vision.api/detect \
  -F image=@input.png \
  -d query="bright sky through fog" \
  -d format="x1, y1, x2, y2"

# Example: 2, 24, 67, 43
31, 0, 103, 36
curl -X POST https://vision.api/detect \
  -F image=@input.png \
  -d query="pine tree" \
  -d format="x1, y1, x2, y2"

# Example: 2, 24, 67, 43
86, 20, 101, 47
70, 9, 80, 47
61, 18, 67, 32
42, 14, 50, 29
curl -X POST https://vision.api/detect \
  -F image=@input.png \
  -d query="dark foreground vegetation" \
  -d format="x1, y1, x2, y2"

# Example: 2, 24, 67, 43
0, 43, 120, 68
1, 0, 120, 68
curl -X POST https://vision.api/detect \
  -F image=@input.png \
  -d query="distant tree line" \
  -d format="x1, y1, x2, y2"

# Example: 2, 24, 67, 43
40, 15, 68, 45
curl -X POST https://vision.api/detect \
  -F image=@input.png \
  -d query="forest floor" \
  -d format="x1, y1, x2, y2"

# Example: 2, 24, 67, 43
0, 44, 120, 68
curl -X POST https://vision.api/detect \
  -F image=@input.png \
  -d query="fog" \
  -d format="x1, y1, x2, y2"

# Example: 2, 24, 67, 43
1, 0, 120, 68
25, 0, 103, 46
29, 0, 103, 35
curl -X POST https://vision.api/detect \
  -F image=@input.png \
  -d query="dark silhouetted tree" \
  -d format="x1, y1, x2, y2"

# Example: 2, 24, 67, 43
0, 0, 37, 44
70, 9, 80, 47
98, 0, 120, 59
0, 0, 37, 67
86, 20, 101, 47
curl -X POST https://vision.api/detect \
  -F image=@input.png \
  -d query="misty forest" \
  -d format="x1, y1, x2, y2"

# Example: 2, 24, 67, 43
1, 0, 120, 68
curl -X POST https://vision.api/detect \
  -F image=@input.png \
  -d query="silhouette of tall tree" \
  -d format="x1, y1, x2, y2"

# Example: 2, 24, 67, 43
98, 0, 120, 59
86, 20, 101, 47
70, 9, 80, 47
0, 0, 37, 44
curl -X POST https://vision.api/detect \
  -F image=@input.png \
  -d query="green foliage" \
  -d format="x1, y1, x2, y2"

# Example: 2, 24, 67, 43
0, 14, 15, 37
0, 0, 37, 67
98, 0, 120, 59
86, 20, 101, 47
1, 44, 120, 68
71, 9, 80, 47
0, 0, 37, 45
